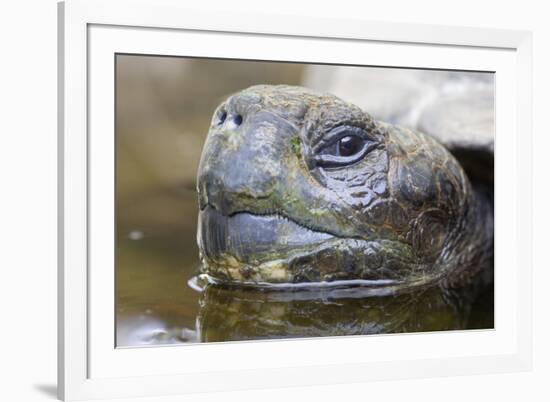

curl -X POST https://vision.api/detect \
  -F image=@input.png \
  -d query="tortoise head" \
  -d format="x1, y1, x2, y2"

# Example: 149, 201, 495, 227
196, 85, 487, 290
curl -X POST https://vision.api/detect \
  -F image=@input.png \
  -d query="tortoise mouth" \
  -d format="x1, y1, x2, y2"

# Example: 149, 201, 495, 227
197, 206, 424, 289
198, 206, 334, 263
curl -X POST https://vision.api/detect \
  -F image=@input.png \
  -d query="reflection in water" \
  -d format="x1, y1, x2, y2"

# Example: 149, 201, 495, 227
196, 281, 488, 342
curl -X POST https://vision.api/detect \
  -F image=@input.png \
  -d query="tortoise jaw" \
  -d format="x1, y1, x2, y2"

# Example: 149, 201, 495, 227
198, 206, 334, 265
197, 207, 424, 288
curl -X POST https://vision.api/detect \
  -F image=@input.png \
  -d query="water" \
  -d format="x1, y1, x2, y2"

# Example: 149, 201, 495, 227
115, 207, 493, 347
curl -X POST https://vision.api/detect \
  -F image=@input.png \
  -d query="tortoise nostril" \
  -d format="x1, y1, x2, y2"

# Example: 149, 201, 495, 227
233, 114, 243, 126
218, 110, 227, 125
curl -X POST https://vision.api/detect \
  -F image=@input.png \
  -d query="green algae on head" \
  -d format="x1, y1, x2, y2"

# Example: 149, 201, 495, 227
196, 85, 493, 292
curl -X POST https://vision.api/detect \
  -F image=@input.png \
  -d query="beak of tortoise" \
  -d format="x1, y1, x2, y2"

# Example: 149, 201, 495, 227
198, 206, 333, 262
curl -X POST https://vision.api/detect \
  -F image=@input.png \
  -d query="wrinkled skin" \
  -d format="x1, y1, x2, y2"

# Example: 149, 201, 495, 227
196, 85, 493, 292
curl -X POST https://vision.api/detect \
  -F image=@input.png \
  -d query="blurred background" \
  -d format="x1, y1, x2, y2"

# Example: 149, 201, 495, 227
115, 55, 494, 346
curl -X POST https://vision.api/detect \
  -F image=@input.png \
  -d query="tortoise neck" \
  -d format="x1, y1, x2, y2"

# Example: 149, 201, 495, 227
441, 184, 494, 288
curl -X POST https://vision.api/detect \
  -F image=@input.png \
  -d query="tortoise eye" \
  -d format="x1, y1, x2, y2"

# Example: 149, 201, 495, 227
314, 127, 375, 168
337, 135, 364, 157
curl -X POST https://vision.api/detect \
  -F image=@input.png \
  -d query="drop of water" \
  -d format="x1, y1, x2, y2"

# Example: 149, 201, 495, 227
128, 230, 144, 240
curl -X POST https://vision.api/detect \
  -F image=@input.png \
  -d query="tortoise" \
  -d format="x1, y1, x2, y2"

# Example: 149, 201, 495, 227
195, 84, 493, 294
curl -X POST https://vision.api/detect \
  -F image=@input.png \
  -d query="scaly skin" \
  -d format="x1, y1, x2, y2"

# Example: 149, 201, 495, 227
196, 85, 493, 292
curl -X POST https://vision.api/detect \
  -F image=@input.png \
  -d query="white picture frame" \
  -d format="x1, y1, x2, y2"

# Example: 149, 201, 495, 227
58, 0, 533, 400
